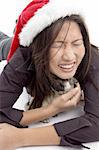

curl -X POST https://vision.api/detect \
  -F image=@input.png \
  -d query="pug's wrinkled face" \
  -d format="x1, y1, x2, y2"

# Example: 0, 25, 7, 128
50, 76, 78, 94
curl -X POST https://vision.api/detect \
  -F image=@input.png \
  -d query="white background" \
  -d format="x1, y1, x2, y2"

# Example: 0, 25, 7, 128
0, 0, 99, 47
0, 0, 32, 36
0, 1, 99, 149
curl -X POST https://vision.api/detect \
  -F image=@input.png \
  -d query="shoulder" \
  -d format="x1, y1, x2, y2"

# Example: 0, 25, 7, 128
12, 45, 32, 61
83, 44, 99, 88
90, 44, 99, 71
9, 45, 33, 72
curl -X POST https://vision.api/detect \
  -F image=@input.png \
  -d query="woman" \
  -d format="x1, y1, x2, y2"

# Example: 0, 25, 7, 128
0, 0, 99, 150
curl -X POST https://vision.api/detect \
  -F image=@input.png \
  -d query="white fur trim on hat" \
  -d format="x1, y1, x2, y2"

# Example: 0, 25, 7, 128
19, 0, 85, 47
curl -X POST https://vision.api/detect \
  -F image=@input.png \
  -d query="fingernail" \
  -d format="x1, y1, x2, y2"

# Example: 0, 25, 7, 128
75, 87, 79, 90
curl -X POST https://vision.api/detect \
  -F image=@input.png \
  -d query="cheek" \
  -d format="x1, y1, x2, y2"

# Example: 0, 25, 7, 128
49, 57, 57, 70
49, 53, 59, 73
49, 49, 60, 65
77, 47, 85, 62
49, 60, 55, 74
49, 48, 60, 59
81, 47, 85, 59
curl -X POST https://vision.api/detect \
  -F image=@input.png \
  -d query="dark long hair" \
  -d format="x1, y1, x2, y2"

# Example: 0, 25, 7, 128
29, 15, 91, 109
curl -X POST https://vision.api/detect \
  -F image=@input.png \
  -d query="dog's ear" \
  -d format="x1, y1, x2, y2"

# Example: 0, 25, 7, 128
51, 79, 65, 92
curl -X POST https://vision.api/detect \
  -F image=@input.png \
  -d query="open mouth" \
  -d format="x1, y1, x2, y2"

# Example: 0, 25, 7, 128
59, 62, 76, 72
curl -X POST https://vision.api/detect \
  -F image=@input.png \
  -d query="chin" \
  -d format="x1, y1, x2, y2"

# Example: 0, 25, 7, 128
57, 71, 76, 80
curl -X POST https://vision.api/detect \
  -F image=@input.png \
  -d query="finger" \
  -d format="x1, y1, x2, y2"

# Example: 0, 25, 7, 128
62, 86, 79, 101
76, 82, 81, 91
74, 82, 82, 98
68, 90, 81, 106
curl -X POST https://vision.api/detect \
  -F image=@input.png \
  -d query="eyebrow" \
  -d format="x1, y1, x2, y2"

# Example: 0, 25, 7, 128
54, 40, 64, 42
72, 38, 83, 43
55, 38, 83, 43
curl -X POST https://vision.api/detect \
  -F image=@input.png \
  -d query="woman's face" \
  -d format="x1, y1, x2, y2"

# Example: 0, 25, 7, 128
49, 21, 85, 79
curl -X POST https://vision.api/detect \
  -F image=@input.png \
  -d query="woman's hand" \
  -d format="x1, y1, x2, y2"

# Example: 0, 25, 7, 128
50, 83, 82, 113
0, 123, 22, 150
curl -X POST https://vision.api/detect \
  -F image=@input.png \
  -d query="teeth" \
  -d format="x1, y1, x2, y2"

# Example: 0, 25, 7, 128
59, 63, 74, 69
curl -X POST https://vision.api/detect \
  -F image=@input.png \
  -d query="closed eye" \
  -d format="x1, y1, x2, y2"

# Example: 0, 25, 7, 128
51, 41, 64, 48
72, 39, 83, 46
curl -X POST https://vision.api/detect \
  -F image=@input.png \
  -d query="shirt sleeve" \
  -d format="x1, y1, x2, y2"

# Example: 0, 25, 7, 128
0, 46, 33, 127
54, 47, 99, 148
0, 31, 12, 60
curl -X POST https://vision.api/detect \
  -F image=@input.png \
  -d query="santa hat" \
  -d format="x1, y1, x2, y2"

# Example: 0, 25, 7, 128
7, 0, 85, 61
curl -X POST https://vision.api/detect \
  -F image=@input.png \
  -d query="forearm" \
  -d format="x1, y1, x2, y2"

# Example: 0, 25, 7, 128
20, 86, 80, 126
20, 104, 58, 126
0, 123, 60, 150
19, 125, 60, 147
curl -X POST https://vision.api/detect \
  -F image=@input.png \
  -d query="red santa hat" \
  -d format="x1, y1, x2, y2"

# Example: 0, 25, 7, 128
7, 0, 85, 61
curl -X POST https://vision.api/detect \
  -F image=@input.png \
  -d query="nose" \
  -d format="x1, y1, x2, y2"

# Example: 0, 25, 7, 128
62, 44, 75, 61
